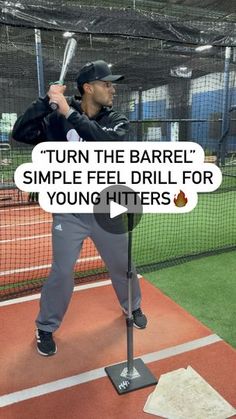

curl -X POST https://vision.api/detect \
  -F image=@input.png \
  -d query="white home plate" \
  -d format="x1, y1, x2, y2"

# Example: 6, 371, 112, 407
143, 366, 236, 418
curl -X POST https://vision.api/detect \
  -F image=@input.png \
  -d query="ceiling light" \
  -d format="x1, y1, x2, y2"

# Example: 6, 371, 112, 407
195, 45, 213, 52
63, 32, 75, 38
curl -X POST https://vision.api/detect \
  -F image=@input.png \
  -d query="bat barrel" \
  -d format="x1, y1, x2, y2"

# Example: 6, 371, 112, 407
49, 38, 77, 111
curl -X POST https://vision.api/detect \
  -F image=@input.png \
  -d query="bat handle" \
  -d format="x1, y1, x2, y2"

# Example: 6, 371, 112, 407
49, 80, 63, 111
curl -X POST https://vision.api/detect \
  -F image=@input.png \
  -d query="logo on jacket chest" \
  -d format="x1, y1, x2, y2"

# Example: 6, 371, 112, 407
66, 129, 84, 142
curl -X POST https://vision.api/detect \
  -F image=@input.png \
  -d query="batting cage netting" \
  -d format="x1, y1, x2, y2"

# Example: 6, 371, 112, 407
0, 0, 236, 300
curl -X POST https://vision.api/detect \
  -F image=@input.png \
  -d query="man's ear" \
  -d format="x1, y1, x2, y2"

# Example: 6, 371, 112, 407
83, 83, 93, 94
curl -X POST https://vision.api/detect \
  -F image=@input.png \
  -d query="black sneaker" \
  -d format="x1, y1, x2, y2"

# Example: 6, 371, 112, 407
122, 307, 147, 329
132, 308, 147, 329
35, 329, 57, 356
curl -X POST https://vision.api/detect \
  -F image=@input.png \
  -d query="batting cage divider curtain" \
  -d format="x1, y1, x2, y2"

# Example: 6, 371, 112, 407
1, 0, 236, 46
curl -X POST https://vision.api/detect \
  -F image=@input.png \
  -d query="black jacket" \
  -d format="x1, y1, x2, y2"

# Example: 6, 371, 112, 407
12, 95, 130, 144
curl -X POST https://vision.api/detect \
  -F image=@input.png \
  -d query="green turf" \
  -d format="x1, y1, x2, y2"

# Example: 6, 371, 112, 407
144, 251, 236, 348
132, 191, 236, 268
0, 149, 32, 181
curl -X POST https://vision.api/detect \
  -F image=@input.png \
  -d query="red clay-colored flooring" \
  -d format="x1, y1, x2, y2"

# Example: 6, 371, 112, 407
0, 278, 235, 418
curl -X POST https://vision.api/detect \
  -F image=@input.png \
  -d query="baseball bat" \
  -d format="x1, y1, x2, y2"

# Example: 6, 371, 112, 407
50, 37, 77, 111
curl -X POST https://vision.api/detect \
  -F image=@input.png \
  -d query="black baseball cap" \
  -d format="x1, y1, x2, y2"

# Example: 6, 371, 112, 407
76, 60, 124, 87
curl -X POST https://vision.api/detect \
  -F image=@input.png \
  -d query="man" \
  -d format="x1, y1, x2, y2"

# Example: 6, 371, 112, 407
13, 60, 147, 357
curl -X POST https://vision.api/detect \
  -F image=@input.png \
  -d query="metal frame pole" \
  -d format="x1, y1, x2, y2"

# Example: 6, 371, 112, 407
220, 47, 231, 165
137, 87, 143, 141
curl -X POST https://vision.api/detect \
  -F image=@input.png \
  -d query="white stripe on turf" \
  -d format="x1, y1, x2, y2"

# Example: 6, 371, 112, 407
0, 234, 51, 243
0, 334, 222, 407
0, 280, 112, 306
0, 275, 142, 306
0, 256, 101, 277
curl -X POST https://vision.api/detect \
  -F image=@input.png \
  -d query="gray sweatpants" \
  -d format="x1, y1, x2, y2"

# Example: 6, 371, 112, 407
36, 213, 141, 332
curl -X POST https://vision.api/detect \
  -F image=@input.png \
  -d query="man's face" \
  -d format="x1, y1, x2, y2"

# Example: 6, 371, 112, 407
87, 80, 116, 107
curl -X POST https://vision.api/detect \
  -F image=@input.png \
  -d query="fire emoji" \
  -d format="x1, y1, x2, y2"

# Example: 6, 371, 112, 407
174, 190, 188, 207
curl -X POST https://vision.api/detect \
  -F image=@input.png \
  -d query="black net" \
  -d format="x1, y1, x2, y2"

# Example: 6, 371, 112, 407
1, 1, 236, 300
